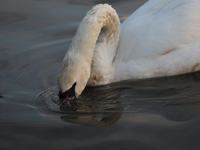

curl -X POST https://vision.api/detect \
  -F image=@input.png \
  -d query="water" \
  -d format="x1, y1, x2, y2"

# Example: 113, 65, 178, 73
1, 0, 200, 149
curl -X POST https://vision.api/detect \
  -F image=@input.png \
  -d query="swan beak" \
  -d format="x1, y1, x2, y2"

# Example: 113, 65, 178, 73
59, 82, 78, 105
59, 96, 78, 106
60, 96, 77, 102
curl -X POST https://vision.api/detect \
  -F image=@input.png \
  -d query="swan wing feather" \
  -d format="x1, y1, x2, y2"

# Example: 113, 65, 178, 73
117, 0, 200, 61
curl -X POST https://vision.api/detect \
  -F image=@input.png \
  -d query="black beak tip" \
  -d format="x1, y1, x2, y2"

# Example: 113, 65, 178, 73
59, 96, 78, 106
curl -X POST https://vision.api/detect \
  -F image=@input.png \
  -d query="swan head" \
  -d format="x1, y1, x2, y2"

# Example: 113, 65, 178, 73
58, 82, 77, 102
57, 53, 91, 101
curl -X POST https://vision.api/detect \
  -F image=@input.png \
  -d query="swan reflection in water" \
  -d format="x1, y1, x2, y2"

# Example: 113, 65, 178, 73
38, 83, 123, 127
38, 71, 200, 127
59, 85, 123, 127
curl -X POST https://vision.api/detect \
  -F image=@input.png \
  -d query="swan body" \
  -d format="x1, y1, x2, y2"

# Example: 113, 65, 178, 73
58, 0, 200, 97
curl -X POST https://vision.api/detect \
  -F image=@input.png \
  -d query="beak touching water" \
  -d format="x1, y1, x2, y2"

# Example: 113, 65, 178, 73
59, 82, 77, 105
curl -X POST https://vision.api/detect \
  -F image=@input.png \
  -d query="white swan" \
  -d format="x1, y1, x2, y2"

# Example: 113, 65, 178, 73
57, 0, 200, 99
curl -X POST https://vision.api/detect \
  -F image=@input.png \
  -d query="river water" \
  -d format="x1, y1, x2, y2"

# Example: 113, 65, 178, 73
1, 0, 200, 150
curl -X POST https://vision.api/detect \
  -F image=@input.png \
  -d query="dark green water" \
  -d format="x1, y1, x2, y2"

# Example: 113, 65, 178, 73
1, 0, 200, 149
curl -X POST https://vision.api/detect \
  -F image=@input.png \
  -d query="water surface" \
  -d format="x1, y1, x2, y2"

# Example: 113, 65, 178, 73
1, 0, 200, 150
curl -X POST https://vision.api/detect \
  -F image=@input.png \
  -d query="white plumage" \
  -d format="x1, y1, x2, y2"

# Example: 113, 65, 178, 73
58, 0, 200, 97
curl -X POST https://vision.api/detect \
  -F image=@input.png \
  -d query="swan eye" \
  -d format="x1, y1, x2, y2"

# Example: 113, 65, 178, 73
59, 82, 77, 101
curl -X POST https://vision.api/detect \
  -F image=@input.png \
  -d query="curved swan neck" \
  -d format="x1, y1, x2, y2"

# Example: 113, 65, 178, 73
64, 4, 120, 65
58, 4, 120, 95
